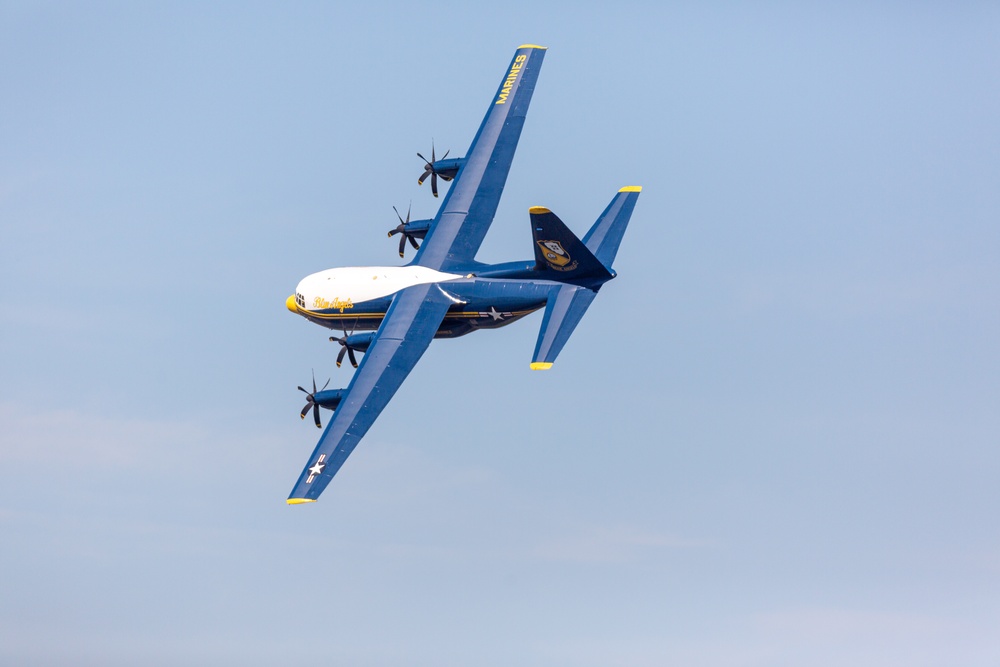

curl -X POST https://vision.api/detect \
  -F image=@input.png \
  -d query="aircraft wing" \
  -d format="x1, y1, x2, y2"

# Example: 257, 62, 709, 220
287, 283, 459, 503
413, 44, 547, 271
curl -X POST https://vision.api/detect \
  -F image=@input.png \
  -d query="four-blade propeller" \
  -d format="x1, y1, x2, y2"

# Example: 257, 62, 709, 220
388, 204, 421, 258
298, 371, 330, 429
417, 143, 454, 198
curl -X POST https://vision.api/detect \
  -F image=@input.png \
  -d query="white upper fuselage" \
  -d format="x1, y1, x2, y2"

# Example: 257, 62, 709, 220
293, 266, 463, 312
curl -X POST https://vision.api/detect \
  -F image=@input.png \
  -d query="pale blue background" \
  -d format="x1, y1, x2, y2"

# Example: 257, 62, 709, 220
2, 2, 999, 665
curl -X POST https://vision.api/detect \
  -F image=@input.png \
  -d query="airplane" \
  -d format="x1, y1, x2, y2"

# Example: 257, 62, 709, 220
284, 44, 641, 504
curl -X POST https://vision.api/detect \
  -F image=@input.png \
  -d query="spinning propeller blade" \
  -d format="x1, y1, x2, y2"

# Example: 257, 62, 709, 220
417, 142, 451, 198
387, 203, 421, 258
297, 370, 331, 428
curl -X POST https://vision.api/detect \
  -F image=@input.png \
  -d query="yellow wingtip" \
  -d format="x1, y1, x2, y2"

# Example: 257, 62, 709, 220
530, 362, 553, 370
618, 185, 642, 193
518, 44, 547, 50
528, 206, 550, 214
286, 498, 316, 505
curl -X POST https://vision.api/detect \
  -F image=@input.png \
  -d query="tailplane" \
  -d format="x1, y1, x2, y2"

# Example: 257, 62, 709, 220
530, 284, 598, 369
583, 186, 641, 268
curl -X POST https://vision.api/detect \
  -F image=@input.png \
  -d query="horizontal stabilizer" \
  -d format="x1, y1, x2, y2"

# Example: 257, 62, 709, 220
583, 186, 641, 268
531, 284, 598, 369
529, 207, 613, 288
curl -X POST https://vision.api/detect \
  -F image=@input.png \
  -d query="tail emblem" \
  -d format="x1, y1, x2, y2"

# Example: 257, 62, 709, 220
537, 240, 578, 271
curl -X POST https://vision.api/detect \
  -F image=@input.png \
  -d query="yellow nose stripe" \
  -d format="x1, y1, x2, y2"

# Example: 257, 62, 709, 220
286, 295, 298, 313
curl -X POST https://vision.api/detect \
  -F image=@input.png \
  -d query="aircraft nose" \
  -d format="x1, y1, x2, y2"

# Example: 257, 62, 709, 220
286, 295, 298, 313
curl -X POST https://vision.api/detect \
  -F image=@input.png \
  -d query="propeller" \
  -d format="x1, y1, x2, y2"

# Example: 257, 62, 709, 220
388, 204, 421, 258
331, 324, 361, 368
417, 142, 453, 198
298, 371, 330, 429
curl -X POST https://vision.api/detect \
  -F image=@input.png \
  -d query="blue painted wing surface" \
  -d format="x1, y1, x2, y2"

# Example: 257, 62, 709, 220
287, 284, 457, 503
413, 45, 547, 271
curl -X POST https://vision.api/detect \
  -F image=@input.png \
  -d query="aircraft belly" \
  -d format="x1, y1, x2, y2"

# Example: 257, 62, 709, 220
434, 295, 546, 338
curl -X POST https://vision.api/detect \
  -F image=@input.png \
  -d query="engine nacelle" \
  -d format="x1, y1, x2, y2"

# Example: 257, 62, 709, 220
344, 332, 377, 352
401, 219, 432, 240
430, 156, 464, 180
312, 389, 346, 411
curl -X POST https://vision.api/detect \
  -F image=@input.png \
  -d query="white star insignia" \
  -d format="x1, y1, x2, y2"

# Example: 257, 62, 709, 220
308, 461, 325, 476
487, 307, 504, 321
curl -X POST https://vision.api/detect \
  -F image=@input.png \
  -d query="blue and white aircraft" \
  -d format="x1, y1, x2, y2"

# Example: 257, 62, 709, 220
285, 45, 641, 504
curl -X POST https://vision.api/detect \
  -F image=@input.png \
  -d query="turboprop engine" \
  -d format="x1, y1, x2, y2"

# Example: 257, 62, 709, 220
297, 373, 347, 428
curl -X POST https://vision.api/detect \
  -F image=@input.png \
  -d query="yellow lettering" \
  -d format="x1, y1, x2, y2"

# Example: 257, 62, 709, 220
312, 297, 354, 312
494, 57, 528, 104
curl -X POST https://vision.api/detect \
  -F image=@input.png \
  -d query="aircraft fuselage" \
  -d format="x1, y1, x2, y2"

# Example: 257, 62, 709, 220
287, 265, 550, 339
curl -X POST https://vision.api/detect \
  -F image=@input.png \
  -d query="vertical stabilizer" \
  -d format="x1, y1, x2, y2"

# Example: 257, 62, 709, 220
529, 206, 613, 287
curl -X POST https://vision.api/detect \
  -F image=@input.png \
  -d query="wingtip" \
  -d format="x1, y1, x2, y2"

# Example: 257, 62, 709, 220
528, 206, 550, 214
530, 362, 553, 370
618, 185, 642, 193
287, 498, 316, 505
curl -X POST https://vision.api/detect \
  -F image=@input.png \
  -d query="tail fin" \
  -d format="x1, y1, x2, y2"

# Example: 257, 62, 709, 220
529, 207, 613, 288
583, 186, 641, 268
527, 187, 641, 370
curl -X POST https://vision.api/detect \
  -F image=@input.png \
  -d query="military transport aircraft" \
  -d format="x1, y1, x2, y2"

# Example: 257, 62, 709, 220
284, 45, 641, 504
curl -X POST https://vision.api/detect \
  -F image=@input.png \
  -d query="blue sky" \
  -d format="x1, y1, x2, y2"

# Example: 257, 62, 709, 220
2, 2, 999, 665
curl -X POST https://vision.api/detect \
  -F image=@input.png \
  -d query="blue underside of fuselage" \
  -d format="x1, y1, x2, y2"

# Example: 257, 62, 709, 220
296, 276, 566, 338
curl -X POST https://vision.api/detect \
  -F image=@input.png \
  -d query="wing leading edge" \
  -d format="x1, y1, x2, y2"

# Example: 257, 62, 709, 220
413, 45, 547, 271
287, 283, 459, 503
